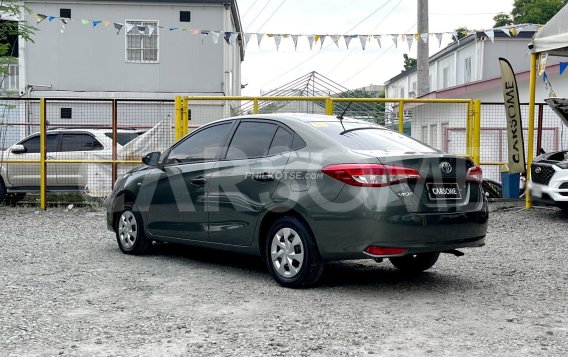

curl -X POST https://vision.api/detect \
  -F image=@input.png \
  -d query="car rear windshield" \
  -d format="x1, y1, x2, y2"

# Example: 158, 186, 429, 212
312, 122, 437, 153
105, 132, 140, 146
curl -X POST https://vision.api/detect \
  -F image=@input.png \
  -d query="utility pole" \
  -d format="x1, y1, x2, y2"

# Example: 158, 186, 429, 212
417, 0, 429, 97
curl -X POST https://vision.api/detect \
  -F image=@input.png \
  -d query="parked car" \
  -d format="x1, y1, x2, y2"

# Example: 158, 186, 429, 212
0, 128, 141, 203
106, 114, 489, 288
529, 149, 568, 210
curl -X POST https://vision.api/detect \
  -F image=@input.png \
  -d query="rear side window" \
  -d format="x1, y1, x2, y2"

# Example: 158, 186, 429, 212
226, 122, 278, 160
268, 127, 293, 156
19, 134, 59, 153
314, 122, 437, 153
61, 134, 104, 152
105, 132, 140, 146
166, 122, 232, 164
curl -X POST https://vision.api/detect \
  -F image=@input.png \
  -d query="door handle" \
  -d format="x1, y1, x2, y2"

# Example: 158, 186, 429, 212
191, 176, 208, 185
253, 173, 275, 182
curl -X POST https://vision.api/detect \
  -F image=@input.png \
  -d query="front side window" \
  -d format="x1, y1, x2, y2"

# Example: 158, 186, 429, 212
126, 20, 159, 63
61, 134, 104, 152
226, 122, 278, 160
18, 134, 59, 154
166, 122, 232, 165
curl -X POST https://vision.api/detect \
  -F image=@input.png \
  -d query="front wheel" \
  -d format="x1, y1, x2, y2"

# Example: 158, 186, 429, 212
389, 252, 440, 273
265, 216, 323, 288
115, 204, 152, 255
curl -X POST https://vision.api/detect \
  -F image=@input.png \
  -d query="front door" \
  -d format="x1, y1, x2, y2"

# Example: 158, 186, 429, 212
6, 133, 59, 188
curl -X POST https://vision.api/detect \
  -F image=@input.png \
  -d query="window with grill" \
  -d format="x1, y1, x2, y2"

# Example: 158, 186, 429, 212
125, 20, 159, 63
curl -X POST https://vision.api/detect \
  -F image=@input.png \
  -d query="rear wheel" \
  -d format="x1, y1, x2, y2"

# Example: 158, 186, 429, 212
389, 252, 440, 273
115, 204, 152, 255
0, 177, 7, 204
265, 216, 323, 288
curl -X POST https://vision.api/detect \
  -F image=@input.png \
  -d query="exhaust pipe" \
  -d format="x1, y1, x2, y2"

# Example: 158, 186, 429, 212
443, 249, 464, 257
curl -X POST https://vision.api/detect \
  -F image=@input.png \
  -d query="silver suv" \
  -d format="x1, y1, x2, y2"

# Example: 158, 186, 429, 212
0, 129, 140, 204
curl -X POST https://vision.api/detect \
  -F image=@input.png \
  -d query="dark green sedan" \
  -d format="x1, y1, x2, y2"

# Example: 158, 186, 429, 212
107, 114, 488, 288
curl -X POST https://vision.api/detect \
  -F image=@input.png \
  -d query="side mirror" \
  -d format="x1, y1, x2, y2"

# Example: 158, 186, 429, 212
10, 144, 26, 154
142, 151, 161, 167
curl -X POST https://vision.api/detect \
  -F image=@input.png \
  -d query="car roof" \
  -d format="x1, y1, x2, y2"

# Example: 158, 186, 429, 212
209, 113, 380, 127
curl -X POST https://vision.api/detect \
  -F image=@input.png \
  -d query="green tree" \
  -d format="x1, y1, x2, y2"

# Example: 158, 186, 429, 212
454, 27, 470, 41
0, 1, 36, 97
403, 54, 417, 71
493, 12, 513, 27
511, 0, 568, 24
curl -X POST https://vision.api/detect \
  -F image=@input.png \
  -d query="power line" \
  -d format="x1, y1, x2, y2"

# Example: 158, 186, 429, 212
240, 0, 259, 20
256, 0, 288, 33
246, 0, 273, 30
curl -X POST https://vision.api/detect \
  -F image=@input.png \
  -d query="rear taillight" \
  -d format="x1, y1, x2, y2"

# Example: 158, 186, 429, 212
466, 166, 483, 183
322, 164, 420, 187
364, 246, 407, 256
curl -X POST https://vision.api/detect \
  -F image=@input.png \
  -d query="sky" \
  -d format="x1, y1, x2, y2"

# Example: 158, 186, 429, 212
237, 0, 515, 95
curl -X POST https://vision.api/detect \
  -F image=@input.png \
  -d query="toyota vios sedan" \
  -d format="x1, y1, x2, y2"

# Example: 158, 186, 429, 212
107, 114, 488, 288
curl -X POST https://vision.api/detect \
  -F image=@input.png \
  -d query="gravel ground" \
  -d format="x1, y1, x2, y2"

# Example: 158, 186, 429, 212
0, 206, 567, 356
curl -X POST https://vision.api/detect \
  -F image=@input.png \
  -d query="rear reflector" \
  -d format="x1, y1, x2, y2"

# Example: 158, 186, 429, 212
322, 164, 420, 187
364, 246, 407, 256
466, 166, 483, 183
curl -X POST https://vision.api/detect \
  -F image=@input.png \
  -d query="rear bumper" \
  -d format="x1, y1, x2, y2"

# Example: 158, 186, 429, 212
306, 188, 489, 261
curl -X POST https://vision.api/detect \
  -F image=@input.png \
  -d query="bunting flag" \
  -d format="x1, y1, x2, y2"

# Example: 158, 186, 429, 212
485, 29, 495, 43
435, 33, 444, 47
359, 35, 368, 50
538, 52, 548, 76
560, 62, 568, 76
331, 35, 340, 48
257, 33, 265, 47
307, 35, 315, 50
114, 23, 123, 35
211, 31, 220, 44
374, 35, 381, 48
291, 34, 299, 50
543, 72, 557, 97
31, 12, 542, 53
35, 14, 47, 23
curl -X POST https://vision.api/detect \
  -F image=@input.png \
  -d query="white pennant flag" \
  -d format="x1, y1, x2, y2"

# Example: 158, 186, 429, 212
148, 25, 155, 36
126, 23, 135, 33
319, 35, 327, 49
391, 34, 398, 48
420, 33, 429, 43
501, 28, 511, 36
211, 31, 220, 44
257, 33, 265, 47
60, 18, 68, 34
331, 35, 340, 48
407, 35, 414, 50
451, 31, 459, 42
229, 32, 238, 45
359, 35, 368, 50
485, 29, 495, 43
244, 33, 252, 48
274, 34, 282, 51
344, 35, 353, 49
291, 34, 299, 50
374, 35, 382, 48
435, 33, 444, 47
307, 35, 315, 50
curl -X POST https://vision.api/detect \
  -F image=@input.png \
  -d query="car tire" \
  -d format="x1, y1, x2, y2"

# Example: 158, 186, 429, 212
0, 177, 7, 204
389, 252, 440, 273
265, 216, 324, 288
558, 203, 568, 211
115, 204, 152, 255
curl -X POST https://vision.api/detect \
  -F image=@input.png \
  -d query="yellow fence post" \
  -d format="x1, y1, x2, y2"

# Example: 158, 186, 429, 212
253, 98, 259, 114
325, 98, 333, 115
174, 96, 182, 141
465, 101, 471, 158
182, 97, 189, 136
39, 98, 47, 210
526, 53, 538, 209
473, 99, 482, 166
398, 101, 404, 133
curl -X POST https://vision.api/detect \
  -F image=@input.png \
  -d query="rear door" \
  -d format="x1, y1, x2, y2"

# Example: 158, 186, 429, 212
56, 133, 106, 188
207, 120, 292, 246
7, 134, 59, 188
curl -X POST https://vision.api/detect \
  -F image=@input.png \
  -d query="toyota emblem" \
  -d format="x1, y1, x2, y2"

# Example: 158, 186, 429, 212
440, 161, 453, 174
534, 167, 542, 174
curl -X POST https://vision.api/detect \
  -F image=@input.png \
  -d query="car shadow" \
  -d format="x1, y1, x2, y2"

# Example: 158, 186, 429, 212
143, 242, 471, 290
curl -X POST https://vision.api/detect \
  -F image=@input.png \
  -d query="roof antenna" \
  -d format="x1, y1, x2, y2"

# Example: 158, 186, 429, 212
336, 101, 353, 131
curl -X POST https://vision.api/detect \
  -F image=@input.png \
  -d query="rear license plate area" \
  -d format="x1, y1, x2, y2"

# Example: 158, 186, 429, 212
426, 183, 462, 201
